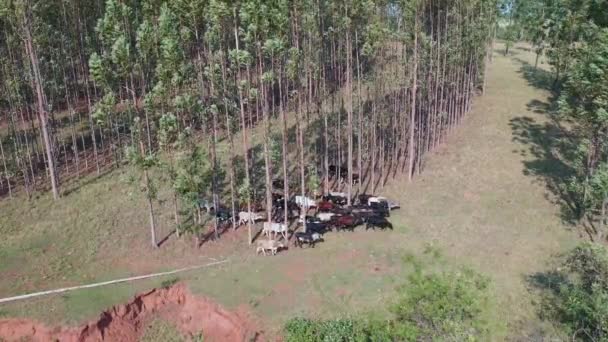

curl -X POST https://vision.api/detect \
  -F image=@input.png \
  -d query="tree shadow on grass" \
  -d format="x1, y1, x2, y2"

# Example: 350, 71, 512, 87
510, 114, 581, 226
514, 57, 557, 94
508, 54, 587, 227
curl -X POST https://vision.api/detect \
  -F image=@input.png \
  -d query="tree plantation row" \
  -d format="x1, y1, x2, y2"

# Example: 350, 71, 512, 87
0, 0, 498, 246
503, 0, 608, 240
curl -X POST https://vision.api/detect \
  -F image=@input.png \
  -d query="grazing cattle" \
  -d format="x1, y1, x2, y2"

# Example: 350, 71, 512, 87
323, 194, 347, 205
368, 196, 400, 210
369, 202, 390, 217
238, 211, 264, 225
295, 232, 323, 248
358, 194, 373, 205
298, 215, 323, 224
295, 195, 317, 208
272, 179, 284, 190
329, 191, 347, 198
198, 199, 215, 212
332, 214, 362, 231
256, 239, 285, 256
263, 222, 288, 239
365, 216, 394, 230
386, 200, 400, 210
317, 201, 335, 212
304, 222, 329, 235
215, 209, 232, 222
317, 212, 336, 222
349, 206, 378, 219
328, 165, 339, 177
272, 206, 299, 222
338, 172, 359, 185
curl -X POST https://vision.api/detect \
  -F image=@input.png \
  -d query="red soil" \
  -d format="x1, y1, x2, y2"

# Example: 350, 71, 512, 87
0, 283, 260, 342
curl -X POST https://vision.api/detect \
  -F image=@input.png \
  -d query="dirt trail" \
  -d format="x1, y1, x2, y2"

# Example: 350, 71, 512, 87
0, 283, 260, 342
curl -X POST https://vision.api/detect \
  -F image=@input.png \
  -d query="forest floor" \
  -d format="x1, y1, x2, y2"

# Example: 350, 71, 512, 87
0, 44, 578, 339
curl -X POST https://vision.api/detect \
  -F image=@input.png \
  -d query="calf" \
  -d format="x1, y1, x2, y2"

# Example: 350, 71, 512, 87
256, 239, 285, 256
295, 232, 323, 248
365, 216, 393, 230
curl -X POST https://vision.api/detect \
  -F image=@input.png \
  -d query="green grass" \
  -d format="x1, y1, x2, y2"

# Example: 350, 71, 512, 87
0, 43, 578, 339
140, 319, 187, 342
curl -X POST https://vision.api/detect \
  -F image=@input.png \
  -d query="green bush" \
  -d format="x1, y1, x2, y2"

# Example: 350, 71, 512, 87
391, 268, 491, 341
540, 243, 608, 341
284, 268, 491, 341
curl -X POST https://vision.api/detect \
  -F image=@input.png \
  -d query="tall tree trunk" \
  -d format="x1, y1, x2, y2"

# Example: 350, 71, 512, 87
346, 11, 353, 206
0, 140, 11, 199
234, 14, 252, 244
408, 16, 419, 182
140, 140, 157, 248
279, 67, 289, 227
23, 10, 60, 199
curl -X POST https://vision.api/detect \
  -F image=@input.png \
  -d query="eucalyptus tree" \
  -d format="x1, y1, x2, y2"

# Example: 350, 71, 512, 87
125, 118, 160, 248
231, 5, 256, 244
558, 28, 608, 237
0, 0, 61, 199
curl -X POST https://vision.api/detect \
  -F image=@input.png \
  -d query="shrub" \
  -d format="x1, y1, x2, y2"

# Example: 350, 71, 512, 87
540, 243, 608, 341
391, 267, 491, 341
284, 268, 491, 341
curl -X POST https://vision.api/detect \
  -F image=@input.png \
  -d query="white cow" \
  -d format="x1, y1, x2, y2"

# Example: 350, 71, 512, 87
367, 196, 385, 205
238, 211, 264, 225
256, 239, 285, 256
316, 212, 336, 222
295, 195, 317, 208
368, 196, 400, 210
262, 222, 288, 240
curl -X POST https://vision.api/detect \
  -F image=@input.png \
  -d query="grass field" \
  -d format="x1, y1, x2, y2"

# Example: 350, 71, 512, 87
0, 44, 578, 339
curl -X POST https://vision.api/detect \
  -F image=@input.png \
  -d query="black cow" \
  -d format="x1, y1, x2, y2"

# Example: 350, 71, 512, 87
323, 194, 347, 206
358, 194, 373, 205
272, 179, 284, 190
215, 209, 232, 223
304, 222, 329, 235
365, 216, 393, 230
295, 232, 324, 248
369, 202, 390, 217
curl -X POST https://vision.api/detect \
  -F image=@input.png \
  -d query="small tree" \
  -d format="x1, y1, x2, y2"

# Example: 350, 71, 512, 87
158, 113, 181, 237
173, 129, 212, 246
503, 25, 518, 55
125, 117, 160, 248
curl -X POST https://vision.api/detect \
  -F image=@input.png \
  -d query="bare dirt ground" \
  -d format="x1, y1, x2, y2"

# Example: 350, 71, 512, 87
0, 283, 259, 341
0, 44, 577, 340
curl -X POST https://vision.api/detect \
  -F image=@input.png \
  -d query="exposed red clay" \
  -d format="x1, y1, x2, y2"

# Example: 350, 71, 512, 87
0, 283, 260, 342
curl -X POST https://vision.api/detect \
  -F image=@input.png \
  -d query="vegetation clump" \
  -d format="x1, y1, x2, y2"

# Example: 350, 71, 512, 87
535, 243, 608, 341
284, 266, 492, 341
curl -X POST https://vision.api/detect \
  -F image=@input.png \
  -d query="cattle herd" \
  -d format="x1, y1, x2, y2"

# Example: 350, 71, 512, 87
212, 186, 400, 256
